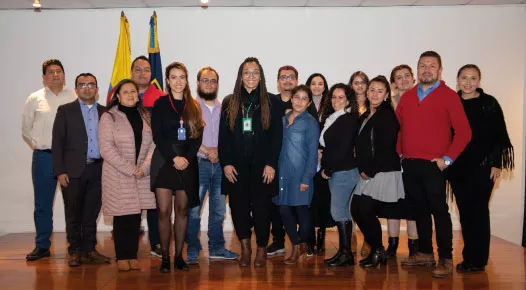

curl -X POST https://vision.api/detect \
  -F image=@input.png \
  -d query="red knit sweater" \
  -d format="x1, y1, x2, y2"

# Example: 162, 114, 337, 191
395, 81, 471, 161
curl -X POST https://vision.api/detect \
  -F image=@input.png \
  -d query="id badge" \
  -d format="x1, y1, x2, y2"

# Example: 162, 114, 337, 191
243, 117, 252, 132
178, 127, 186, 141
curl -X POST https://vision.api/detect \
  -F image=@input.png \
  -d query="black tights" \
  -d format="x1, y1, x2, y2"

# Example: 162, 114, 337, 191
156, 188, 188, 258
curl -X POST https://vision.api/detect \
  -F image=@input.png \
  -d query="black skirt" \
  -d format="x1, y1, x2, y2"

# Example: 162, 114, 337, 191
150, 145, 200, 207
377, 198, 415, 220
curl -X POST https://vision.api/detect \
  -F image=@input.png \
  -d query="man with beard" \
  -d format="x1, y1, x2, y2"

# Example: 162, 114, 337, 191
185, 67, 239, 264
129, 56, 164, 258
267, 65, 319, 257
396, 51, 471, 278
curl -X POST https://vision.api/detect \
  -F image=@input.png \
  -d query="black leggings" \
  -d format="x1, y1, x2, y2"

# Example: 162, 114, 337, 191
350, 194, 383, 249
279, 205, 311, 245
156, 189, 188, 258
113, 214, 141, 260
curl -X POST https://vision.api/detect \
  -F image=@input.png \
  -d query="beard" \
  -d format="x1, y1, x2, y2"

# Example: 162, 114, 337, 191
198, 87, 218, 101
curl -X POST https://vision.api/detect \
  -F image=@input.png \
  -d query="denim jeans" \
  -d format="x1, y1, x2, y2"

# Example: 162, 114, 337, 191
186, 158, 226, 253
32, 150, 58, 249
328, 168, 359, 222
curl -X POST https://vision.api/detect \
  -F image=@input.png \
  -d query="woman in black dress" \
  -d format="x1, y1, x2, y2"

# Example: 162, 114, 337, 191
151, 62, 204, 272
219, 57, 282, 268
449, 64, 514, 273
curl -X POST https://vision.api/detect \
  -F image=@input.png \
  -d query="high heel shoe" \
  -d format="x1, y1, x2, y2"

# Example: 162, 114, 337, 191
174, 255, 189, 271
360, 248, 386, 268
159, 256, 171, 273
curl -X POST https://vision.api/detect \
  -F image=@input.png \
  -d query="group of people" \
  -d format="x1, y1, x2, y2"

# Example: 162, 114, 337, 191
21, 50, 514, 279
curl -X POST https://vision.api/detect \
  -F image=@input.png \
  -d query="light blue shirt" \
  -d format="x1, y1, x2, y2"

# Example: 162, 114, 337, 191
417, 80, 441, 101
78, 99, 101, 159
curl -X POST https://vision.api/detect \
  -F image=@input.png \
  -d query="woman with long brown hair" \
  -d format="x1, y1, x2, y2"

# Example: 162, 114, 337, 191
218, 57, 282, 268
150, 62, 204, 273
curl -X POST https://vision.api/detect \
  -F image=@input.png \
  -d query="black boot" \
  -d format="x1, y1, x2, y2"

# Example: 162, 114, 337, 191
361, 247, 387, 268
159, 255, 171, 273
328, 221, 354, 267
384, 237, 399, 259
324, 223, 344, 264
408, 239, 418, 257
316, 228, 326, 255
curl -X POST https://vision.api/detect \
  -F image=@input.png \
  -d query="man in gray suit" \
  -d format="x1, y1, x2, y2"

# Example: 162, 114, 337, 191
52, 73, 109, 267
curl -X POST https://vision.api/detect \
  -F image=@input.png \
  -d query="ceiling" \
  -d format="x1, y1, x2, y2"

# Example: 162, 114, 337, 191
1, 0, 524, 9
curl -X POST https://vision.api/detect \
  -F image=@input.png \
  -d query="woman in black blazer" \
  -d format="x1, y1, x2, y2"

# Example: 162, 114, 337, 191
218, 57, 282, 268
351, 75, 405, 268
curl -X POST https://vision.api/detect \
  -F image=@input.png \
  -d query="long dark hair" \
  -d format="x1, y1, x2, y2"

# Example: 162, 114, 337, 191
362, 75, 393, 119
107, 79, 151, 126
306, 73, 331, 121
165, 61, 204, 138
227, 57, 270, 132
324, 83, 358, 123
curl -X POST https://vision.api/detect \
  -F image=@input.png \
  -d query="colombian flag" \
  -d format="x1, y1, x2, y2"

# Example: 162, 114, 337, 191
148, 11, 163, 91
107, 11, 131, 105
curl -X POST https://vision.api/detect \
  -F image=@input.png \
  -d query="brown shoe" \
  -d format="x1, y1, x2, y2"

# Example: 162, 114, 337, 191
432, 259, 453, 278
117, 260, 130, 271
254, 247, 267, 268
401, 252, 436, 267
239, 239, 252, 268
128, 259, 141, 270
284, 245, 300, 265
82, 250, 111, 264
68, 252, 81, 267
360, 241, 371, 257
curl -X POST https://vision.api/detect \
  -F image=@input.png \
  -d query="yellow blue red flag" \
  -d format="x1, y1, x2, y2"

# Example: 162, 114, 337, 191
107, 11, 131, 105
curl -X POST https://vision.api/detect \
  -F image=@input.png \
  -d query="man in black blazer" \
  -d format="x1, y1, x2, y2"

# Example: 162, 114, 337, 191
52, 73, 109, 267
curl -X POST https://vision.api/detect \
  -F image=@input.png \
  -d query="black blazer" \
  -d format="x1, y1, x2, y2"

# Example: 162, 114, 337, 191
320, 112, 359, 177
218, 93, 283, 196
52, 99, 105, 178
355, 103, 401, 178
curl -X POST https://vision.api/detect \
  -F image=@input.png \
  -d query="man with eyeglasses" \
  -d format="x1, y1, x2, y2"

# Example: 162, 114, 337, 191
267, 65, 318, 257
129, 55, 164, 258
185, 67, 239, 264
52, 73, 110, 267
22, 59, 77, 261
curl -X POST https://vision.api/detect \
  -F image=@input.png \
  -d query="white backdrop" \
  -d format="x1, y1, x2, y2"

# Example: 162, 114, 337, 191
0, 5, 524, 245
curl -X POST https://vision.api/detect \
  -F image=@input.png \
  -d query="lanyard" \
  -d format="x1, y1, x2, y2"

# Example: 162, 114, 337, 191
168, 95, 187, 123
242, 102, 253, 118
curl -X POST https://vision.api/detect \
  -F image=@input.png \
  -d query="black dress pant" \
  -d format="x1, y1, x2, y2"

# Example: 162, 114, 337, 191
61, 162, 102, 254
449, 165, 494, 267
113, 214, 142, 260
279, 205, 311, 245
270, 204, 285, 245
350, 194, 383, 249
402, 159, 453, 260
229, 188, 272, 247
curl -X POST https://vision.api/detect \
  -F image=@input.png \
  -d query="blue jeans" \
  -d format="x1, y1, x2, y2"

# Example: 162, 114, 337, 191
328, 168, 359, 222
186, 158, 226, 253
32, 150, 58, 249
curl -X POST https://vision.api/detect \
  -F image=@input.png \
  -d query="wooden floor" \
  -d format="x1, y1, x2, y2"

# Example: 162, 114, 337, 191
0, 231, 525, 290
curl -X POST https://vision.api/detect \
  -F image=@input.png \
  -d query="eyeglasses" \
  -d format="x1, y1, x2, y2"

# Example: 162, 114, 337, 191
199, 78, 218, 85
133, 68, 151, 74
279, 75, 296, 81
77, 82, 97, 89
242, 71, 260, 78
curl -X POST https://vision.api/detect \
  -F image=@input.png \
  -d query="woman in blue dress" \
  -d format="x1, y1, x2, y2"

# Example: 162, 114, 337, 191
273, 85, 320, 265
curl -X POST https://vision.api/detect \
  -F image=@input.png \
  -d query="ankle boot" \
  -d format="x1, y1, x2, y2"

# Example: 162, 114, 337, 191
254, 247, 267, 268
408, 239, 419, 257
328, 221, 355, 267
316, 228, 326, 255
284, 244, 300, 265
174, 255, 189, 271
159, 255, 171, 273
325, 223, 345, 264
239, 239, 252, 267
361, 247, 387, 268
385, 237, 399, 259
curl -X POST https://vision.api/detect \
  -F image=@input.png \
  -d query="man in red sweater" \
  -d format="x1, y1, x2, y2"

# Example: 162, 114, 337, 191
396, 51, 471, 278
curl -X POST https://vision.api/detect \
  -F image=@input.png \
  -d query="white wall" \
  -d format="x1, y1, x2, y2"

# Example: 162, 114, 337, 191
0, 5, 524, 244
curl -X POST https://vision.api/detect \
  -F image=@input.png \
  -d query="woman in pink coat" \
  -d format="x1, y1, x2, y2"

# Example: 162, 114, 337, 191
99, 79, 156, 271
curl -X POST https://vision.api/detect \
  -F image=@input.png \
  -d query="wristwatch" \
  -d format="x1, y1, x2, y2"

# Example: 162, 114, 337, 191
444, 159, 452, 166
